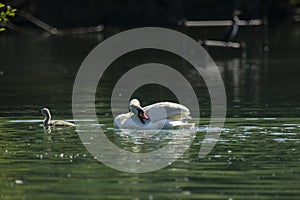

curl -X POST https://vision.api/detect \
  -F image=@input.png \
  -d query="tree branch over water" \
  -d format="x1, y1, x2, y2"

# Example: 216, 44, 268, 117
1, 0, 103, 35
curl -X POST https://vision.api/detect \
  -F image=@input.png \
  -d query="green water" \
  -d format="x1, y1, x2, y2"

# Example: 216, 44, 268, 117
1, 24, 300, 199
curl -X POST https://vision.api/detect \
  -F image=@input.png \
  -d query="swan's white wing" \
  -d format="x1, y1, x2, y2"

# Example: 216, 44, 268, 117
143, 102, 191, 123
114, 113, 138, 129
114, 113, 153, 129
114, 113, 166, 130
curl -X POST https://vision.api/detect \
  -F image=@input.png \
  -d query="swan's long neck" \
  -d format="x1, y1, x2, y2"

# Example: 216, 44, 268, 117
43, 111, 51, 126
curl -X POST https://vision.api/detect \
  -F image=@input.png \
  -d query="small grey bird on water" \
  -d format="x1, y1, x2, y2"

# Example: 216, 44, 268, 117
39, 108, 74, 127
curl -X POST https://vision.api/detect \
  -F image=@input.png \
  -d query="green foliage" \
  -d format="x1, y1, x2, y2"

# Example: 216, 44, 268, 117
0, 2, 17, 31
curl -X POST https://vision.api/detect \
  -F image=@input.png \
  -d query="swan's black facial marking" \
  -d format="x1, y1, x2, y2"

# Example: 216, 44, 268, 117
137, 109, 148, 124
139, 116, 145, 124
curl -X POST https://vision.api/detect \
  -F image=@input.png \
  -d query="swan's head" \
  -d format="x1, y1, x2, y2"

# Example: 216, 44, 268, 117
129, 99, 149, 122
39, 108, 50, 117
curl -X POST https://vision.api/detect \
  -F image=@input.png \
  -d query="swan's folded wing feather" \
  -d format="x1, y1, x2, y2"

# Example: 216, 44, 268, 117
114, 113, 129, 128
143, 102, 191, 123
50, 120, 74, 126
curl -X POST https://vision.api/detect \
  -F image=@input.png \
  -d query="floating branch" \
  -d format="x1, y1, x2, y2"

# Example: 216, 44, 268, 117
183, 19, 263, 27
199, 40, 246, 49
18, 10, 58, 34
3, 9, 104, 35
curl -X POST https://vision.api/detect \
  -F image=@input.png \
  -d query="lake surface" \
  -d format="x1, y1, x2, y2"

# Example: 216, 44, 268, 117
1, 24, 300, 199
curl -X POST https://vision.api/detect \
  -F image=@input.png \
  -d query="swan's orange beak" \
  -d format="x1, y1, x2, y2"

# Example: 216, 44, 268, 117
138, 111, 149, 120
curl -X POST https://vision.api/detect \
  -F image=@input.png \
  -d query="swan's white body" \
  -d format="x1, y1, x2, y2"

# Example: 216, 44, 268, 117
114, 99, 191, 130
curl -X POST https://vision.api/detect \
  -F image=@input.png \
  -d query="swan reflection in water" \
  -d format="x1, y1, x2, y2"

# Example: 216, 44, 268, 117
113, 128, 197, 153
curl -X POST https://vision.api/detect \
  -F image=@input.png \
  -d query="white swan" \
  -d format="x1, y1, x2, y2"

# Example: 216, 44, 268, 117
113, 99, 192, 129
